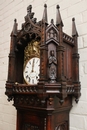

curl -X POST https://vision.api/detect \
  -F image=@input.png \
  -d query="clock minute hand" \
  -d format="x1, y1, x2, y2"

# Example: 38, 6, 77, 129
32, 59, 35, 72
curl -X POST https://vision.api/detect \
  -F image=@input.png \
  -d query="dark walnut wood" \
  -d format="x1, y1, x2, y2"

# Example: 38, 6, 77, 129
5, 4, 81, 130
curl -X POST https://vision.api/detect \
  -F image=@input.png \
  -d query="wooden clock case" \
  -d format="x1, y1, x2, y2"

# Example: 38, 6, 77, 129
5, 4, 81, 130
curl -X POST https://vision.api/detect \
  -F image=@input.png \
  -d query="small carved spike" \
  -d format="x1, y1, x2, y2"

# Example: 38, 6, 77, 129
72, 18, 78, 37
42, 4, 48, 24
13, 19, 18, 36
56, 5, 63, 26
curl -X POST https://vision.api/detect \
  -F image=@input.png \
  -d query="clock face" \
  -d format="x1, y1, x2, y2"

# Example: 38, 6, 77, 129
23, 57, 40, 85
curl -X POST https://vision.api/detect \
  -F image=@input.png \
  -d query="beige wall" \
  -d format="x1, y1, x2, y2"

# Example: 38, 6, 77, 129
0, 0, 87, 130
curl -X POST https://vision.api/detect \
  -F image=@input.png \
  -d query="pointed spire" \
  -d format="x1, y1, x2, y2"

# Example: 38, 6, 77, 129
42, 4, 48, 24
51, 19, 54, 24
72, 18, 78, 37
56, 5, 63, 27
13, 19, 17, 36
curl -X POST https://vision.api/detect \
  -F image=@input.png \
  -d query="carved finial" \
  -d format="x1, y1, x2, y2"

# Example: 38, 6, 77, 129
59, 99, 64, 105
44, 3, 47, 8
56, 5, 63, 26
57, 5, 60, 9
14, 19, 16, 23
42, 4, 48, 24
75, 98, 79, 103
26, 5, 34, 19
27, 5, 32, 13
13, 19, 17, 36
72, 18, 78, 37
51, 19, 54, 24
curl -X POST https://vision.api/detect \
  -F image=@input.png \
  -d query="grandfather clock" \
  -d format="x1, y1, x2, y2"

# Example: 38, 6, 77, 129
5, 4, 81, 130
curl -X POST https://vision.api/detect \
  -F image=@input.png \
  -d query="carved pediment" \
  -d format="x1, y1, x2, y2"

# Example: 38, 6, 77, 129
46, 21, 59, 43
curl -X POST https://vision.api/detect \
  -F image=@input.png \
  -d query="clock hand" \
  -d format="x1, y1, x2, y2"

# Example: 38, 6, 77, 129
31, 58, 35, 72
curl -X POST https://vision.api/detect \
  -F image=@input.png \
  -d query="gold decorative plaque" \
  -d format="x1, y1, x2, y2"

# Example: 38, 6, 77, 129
24, 41, 40, 65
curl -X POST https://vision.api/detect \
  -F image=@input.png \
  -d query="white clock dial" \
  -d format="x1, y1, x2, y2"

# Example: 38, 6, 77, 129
23, 57, 40, 85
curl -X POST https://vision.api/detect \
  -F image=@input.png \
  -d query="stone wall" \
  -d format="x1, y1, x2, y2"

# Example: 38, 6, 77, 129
0, 0, 87, 130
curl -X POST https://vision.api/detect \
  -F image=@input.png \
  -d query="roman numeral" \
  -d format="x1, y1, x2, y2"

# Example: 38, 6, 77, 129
36, 76, 38, 80
29, 77, 30, 82
25, 71, 28, 73
26, 75, 28, 78
29, 61, 31, 64
36, 59, 39, 63
32, 79, 34, 84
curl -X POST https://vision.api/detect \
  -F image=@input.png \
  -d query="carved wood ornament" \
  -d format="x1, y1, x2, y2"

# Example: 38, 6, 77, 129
5, 4, 81, 130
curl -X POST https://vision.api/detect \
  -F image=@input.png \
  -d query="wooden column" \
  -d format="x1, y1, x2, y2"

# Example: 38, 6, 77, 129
72, 18, 81, 102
